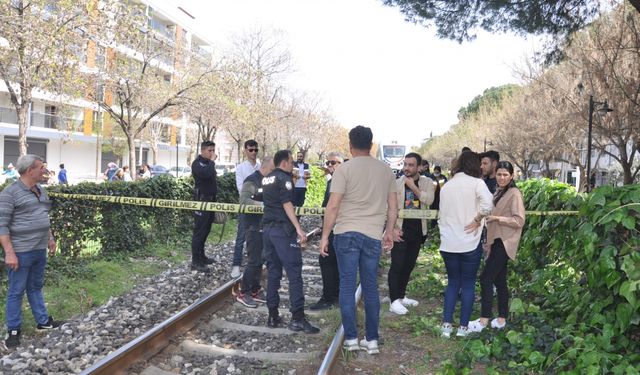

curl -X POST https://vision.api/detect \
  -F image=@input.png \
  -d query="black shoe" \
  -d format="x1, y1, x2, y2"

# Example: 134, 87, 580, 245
288, 317, 320, 334
309, 298, 334, 311
3, 329, 20, 349
190, 263, 210, 273
251, 289, 267, 304
203, 256, 215, 265
267, 315, 283, 328
36, 316, 64, 330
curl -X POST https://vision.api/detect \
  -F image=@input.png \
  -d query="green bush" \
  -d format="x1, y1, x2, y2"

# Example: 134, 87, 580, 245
304, 166, 327, 207
446, 179, 640, 373
0, 174, 238, 259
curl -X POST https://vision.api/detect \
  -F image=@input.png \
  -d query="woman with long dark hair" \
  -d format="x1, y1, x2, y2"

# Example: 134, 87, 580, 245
438, 151, 493, 338
469, 161, 525, 332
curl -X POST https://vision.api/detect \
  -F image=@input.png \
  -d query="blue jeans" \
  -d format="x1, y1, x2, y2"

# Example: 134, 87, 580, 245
6, 249, 50, 330
334, 232, 381, 341
233, 214, 247, 266
440, 242, 483, 327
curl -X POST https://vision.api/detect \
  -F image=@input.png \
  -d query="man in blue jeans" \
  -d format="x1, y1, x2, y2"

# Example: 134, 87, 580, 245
320, 126, 398, 355
0, 155, 64, 350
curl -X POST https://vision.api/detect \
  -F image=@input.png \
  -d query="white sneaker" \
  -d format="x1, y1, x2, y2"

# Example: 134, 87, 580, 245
441, 323, 453, 338
359, 338, 379, 354
491, 318, 506, 329
401, 297, 419, 307
389, 299, 408, 315
456, 326, 470, 337
342, 338, 360, 351
468, 319, 486, 333
231, 266, 241, 278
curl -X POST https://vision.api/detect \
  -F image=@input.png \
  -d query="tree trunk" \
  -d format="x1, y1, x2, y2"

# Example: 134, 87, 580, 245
151, 143, 158, 165
127, 135, 137, 179
17, 104, 29, 156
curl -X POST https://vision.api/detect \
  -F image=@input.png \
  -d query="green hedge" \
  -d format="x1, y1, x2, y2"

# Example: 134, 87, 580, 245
0, 173, 238, 258
444, 179, 640, 374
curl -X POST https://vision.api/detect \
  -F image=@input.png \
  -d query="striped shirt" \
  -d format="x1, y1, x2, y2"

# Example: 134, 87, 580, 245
0, 180, 51, 253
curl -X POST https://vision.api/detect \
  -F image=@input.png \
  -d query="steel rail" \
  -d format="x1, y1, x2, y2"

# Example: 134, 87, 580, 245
317, 284, 363, 375
80, 277, 240, 375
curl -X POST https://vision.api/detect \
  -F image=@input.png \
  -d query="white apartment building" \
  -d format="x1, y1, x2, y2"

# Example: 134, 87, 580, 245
0, 0, 237, 183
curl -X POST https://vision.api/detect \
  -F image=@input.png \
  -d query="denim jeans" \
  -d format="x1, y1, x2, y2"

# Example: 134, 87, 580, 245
334, 232, 381, 341
240, 225, 264, 294
440, 242, 482, 327
6, 249, 50, 330
233, 214, 247, 267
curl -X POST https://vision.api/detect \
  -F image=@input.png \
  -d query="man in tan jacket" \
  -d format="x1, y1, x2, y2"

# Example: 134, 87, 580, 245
388, 152, 436, 315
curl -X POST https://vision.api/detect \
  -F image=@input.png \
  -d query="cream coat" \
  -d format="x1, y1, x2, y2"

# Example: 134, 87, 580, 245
395, 175, 436, 236
484, 187, 526, 260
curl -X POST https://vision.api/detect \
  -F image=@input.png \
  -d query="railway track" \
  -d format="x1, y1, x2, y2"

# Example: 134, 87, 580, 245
80, 229, 352, 375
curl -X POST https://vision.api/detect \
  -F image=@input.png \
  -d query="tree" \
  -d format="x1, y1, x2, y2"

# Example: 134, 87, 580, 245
87, 1, 206, 178
0, 0, 89, 155
383, 0, 640, 42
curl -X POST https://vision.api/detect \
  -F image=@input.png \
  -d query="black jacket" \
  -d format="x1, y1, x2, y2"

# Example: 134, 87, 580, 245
191, 155, 217, 200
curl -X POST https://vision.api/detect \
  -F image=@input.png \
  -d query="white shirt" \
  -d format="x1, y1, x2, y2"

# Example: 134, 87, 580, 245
235, 160, 260, 192
294, 162, 307, 188
438, 172, 493, 253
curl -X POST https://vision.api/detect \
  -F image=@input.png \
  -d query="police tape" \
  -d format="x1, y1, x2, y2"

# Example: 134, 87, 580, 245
47, 193, 578, 219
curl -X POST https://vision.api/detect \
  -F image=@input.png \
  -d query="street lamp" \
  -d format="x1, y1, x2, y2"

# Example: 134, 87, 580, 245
483, 138, 493, 152
586, 95, 613, 192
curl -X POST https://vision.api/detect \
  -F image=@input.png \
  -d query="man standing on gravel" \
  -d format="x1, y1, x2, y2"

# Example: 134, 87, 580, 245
236, 156, 274, 308
320, 125, 398, 355
190, 141, 218, 273
0, 154, 64, 350
262, 150, 319, 334
233, 140, 261, 278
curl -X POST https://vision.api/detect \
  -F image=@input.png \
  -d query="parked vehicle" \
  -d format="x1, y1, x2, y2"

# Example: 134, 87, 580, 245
215, 163, 235, 176
150, 165, 170, 177
169, 166, 191, 178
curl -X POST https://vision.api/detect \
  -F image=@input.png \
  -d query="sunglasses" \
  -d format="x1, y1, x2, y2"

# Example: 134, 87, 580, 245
325, 160, 340, 166
246, 148, 259, 153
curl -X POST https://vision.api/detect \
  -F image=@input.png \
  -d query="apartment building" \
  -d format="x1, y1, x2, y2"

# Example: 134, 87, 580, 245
0, 0, 237, 183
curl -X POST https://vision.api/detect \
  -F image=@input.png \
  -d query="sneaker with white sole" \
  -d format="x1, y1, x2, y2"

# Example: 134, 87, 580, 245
491, 318, 506, 329
389, 299, 408, 315
343, 338, 360, 351
231, 266, 241, 278
236, 293, 258, 308
359, 338, 379, 354
468, 319, 486, 333
456, 326, 470, 337
441, 323, 453, 338
401, 297, 419, 307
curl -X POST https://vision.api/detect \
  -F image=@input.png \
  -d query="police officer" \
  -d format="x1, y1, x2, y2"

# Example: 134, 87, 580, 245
190, 141, 217, 273
236, 156, 275, 308
262, 150, 319, 333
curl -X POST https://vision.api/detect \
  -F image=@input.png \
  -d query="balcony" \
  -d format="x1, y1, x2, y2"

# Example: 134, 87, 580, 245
149, 18, 175, 43
31, 112, 84, 132
191, 46, 212, 66
0, 106, 18, 124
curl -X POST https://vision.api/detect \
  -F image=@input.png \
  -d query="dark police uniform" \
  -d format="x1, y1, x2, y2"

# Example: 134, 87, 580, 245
240, 170, 266, 296
191, 154, 217, 267
261, 167, 305, 320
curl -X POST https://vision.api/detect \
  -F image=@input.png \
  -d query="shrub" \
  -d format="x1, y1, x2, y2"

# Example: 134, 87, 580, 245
304, 166, 327, 207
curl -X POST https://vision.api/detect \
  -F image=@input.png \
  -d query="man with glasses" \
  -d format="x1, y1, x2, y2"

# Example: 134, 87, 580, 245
233, 140, 261, 278
310, 152, 343, 310
1, 155, 64, 350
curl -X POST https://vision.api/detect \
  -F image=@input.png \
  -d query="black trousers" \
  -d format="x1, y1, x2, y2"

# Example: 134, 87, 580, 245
241, 225, 264, 294
388, 231, 424, 302
293, 187, 307, 207
191, 210, 214, 264
264, 225, 305, 316
319, 232, 339, 302
480, 238, 509, 318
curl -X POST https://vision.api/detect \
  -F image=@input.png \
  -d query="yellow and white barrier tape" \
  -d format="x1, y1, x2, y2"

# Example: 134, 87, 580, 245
48, 193, 579, 219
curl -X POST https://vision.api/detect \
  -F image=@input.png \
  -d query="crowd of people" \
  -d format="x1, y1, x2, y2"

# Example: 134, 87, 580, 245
0, 125, 525, 353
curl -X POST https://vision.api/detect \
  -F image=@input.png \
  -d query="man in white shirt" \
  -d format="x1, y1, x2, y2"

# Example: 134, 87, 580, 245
232, 140, 261, 278
292, 152, 310, 208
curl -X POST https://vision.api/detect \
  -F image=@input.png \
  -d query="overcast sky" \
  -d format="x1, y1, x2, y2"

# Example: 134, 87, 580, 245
178, 0, 542, 147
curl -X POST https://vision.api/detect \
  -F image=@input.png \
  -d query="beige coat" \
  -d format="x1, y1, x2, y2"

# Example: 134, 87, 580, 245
395, 175, 436, 236
484, 187, 526, 260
